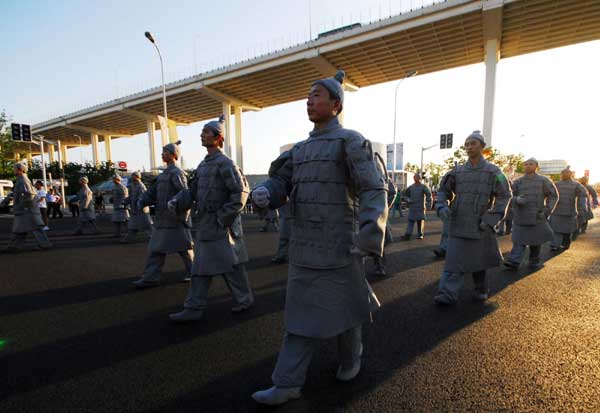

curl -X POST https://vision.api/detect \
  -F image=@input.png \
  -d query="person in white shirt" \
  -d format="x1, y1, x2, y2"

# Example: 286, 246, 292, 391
34, 181, 49, 230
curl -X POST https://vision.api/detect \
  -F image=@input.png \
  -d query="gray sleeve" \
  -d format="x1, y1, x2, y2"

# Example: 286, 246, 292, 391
543, 178, 559, 216
259, 150, 294, 209
217, 162, 249, 227
345, 133, 388, 256
481, 171, 512, 227
576, 184, 587, 215
435, 171, 455, 209
424, 185, 432, 208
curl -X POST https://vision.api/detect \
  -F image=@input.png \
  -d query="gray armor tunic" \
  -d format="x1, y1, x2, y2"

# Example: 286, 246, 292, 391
126, 180, 153, 231
405, 182, 432, 221
110, 182, 129, 223
77, 185, 96, 222
550, 180, 586, 234
8, 175, 51, 249
260, 117, 388, 339
177, 150, 250, 275
11, 175, 44, 233
141, 164, 193, 254
510, 173, 558, 245
437, 157, 511, 273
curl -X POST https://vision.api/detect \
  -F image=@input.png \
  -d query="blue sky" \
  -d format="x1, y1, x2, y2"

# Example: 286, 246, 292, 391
2, 0, 600, 180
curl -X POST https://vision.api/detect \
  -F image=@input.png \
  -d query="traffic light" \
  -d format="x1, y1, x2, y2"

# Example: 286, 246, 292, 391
21, 124, 32, 142
446, 133, 453, 148
11, 123, 22, 141
440, 134, 447, 149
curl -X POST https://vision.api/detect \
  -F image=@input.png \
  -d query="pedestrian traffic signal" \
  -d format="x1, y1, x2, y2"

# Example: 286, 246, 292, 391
440, 134, 447, 149
21, 124, 32, 142
446, 133, 453, 148
11, 123, 22, 141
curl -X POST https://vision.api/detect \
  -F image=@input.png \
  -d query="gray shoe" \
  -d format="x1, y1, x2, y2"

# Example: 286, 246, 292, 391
252, 386, 301, 405
231, 303, 253, 313
132, 278, 159, 289
503, 260, 519, 270
169, 309, 204, 322
434, 293, 456, 306
336, 342, 363, 381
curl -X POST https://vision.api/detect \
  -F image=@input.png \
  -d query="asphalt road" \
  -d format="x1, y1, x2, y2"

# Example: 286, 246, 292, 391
1, 211, 599, 412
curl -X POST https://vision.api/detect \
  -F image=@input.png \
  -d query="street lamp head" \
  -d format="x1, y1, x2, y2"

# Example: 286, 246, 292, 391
406, 70, 418, 78
144, 31, 155, 43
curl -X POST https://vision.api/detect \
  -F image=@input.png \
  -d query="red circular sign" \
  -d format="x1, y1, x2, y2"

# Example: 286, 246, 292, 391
118, 161, 127, 169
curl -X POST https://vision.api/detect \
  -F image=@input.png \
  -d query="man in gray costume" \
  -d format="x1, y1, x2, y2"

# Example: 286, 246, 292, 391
432, 191, 449, 258
503, 158, 558, 270
72, 176, 100, 235
169, 115, 254, 322
271, 203, 291, 264
5, 162, 52, 251
122, 171, 153, 243
578, 176, 597, 233
549, 167, 586, 251
132, 141, 193, 287
110, 174, 129, 238
250, 70, 388, 405
434, 131, 511, 305
371, 178, 397, 276
402, 173, 432, 240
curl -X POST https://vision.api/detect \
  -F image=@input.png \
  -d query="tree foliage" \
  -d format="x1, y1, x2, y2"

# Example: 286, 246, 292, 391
27, 161, 117, 195
0, 110, 17, 179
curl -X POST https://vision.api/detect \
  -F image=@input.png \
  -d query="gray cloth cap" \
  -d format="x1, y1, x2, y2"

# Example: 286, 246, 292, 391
204, 115, 225, 137
312, 70, 345, 112
112, 174, 121, 181
131, 171, 141, 178
14, 162, 28, 173
525, 157, 539, 166
79, 176, 89, 184
163, 140, 182, 157
466, 130, 486, 147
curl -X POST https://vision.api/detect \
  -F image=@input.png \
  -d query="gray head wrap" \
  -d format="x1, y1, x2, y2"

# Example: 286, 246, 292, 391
312, 70, 345, 113
79, 176, 89, 184
14, 162, 28, 173
131, 171, 141, 179
466, 130, 486, 147
204, 114, 226, 137
163, 140, 182, 158
112, 174, 121, 181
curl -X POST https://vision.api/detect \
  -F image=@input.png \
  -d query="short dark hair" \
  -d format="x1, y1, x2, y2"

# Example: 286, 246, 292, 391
36, 180, 43, 186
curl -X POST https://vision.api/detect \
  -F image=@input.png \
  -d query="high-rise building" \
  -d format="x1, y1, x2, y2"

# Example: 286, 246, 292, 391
538, 159, 568, 175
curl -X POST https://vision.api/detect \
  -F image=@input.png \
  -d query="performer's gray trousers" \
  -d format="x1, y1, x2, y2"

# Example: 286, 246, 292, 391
141, 250, 193, 282
405, 219, 424, 236
506, 244, 541, 265
551, 232, 571, 249
437, 271, 487, 303
73, 220, 99, 234
271, 326, 362, 388
184, 265, 254, 310
274, 238, 289, 260
439, 214, 449, 251
8, 230, 51, 249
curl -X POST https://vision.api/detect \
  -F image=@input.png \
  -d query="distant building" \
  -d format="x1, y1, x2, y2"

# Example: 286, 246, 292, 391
386, 143, 404, 171
538, 159, 568, 175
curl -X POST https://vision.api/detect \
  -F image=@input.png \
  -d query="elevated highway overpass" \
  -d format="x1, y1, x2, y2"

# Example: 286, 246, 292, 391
25, 0, 600, 171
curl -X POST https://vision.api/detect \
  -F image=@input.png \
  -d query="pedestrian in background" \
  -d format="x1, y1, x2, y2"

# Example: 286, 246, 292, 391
34, 180, 49, 231
402, 173, 432, 240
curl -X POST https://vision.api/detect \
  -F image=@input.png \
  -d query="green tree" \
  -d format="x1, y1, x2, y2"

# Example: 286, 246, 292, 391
27, 160, 117, 195
0, 110, 17, 179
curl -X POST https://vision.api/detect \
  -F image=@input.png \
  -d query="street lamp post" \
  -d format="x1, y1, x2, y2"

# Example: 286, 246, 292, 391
145, 31, 168, 137
392, 70, 417, 183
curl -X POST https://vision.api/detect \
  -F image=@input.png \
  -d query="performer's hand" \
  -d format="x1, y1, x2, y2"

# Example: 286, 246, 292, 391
437, 206, 449, 220
515, 195, 526, 205
350, 244, 369, 257
167, 199, 177, 213
479, 222, 492, 232
252, 186, 270, 208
